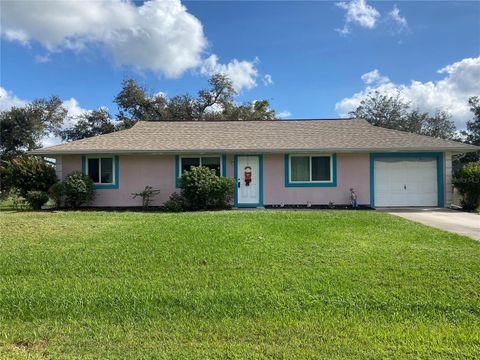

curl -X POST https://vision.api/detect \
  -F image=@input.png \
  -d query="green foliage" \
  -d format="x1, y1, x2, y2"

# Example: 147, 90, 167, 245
60, 108, 116, 142
0, 96, 66, 160
114, 74, 275, 128
0, 211, 479, 358
0, 156, 57, 196
459, 96, 480, 164
48, 182, 64, 208
179, 166, 234, 210
62, 171, 95, 208
350, 91, 457, 139
1, 189, 28, 210
163, 192, 186, 212
114, 79, 168, 129
453, 162, 480, 211
131, 186, 161, 208
25, 190, 49, 210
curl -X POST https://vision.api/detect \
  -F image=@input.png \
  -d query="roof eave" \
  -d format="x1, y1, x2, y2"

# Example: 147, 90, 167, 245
28, 146, 480, 156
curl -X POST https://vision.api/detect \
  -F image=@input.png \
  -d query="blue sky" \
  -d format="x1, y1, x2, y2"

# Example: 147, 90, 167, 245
1, 0, 479, 131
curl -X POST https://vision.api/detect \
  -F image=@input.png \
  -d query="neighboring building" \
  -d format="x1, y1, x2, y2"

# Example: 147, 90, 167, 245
31, 119, 479, 208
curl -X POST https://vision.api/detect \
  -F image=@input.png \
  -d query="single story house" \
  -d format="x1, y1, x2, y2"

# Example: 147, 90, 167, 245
31, 119, 479, 208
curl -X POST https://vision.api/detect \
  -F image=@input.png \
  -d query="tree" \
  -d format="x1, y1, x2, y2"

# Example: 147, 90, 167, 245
0, 156, 58, 196
422, 111, 456, 139
459, 96, 480, 163
0, 96, 66, 160
349, 91, 457, 140
221, 100, 275, 121
114, 79, 167, 129
350, 91, 409, 130
60, 108, 116, 142
195, 73, 236, 120
114, 74, 275, 127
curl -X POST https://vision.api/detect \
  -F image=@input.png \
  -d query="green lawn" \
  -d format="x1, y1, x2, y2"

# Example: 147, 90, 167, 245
0, 211, 479, 359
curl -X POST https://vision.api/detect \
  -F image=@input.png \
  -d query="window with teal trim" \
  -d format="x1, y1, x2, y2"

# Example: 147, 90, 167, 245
86, 156, 115, 185
289, 155, 333, 183
179, 155, 222, 176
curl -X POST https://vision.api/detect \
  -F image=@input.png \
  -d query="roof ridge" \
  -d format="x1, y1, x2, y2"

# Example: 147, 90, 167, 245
135, 117, 359, 123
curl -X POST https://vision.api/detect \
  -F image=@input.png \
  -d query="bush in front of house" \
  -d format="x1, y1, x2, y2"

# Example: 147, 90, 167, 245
453, 162, 480, 211
163, 192, 187, 212
25, 190, 49, 210
48, 182, 64, 208
178, 166, 234, 211
0, 156, 57, 197
62, 171, 95, 208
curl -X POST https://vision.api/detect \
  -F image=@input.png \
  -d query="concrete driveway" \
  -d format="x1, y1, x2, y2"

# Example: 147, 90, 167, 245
383, 208, 480, 241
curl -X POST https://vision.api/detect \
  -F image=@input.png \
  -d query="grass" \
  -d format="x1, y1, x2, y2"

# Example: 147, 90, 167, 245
0, 210, 479, 359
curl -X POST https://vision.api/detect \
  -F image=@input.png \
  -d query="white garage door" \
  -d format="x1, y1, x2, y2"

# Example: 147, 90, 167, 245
374, 158, 438, 207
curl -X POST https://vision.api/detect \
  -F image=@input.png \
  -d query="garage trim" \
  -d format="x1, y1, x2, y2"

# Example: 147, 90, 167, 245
370, 152, 444, 208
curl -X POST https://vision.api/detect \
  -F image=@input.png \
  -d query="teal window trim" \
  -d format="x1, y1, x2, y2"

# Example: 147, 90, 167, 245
176, 154, 227, 188
234, 154, 263, 208
369, 152, 444, 208
81, 155, 119, 189
284, 154, 337, 187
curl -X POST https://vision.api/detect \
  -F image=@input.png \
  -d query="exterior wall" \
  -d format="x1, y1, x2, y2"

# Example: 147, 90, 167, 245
62, 155, 82, 178
60, 151, 452, 208
444, 152, 453, 207
60, 155, 177, 207
225, 154, 234, 178
54, 156, 63, 180
263, 153, 370, 206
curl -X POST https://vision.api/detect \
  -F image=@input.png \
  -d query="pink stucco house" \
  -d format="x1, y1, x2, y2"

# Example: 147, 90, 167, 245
31, 119, 478, 208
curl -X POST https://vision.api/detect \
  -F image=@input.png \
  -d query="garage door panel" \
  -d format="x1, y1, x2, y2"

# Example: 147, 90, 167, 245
374, 158, 438, 207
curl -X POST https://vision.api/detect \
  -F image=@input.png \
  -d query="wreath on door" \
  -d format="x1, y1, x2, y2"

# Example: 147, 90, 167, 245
244, 166, 252, 186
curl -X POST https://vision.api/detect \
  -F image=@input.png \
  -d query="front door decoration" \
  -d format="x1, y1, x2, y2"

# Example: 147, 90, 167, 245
244, 166, 252, 186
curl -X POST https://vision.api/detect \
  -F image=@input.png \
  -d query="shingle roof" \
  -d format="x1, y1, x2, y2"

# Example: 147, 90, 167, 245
30, 119, 479, 155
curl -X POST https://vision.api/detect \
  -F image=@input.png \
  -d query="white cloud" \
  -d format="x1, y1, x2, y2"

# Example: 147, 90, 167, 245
201, 54, 259, 91
0, 87, 27, 110
336, 0, 380, 35
263, 74, 274, 86
335, 56, 480, 129
388, 5, 408, 28
360, 69, 389, 85
62, 98, 89, 127
34, 54, 51, 64
1, 0, 206, 78
277, 110, 292, 119
1, 0, 267, 89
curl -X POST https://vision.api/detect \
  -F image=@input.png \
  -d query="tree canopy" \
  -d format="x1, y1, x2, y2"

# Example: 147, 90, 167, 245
349, 91, 457, 140
60, 108, 115, 142
0, 96, 66, 160
459, 96, 480, 163
113, 73, 275, 130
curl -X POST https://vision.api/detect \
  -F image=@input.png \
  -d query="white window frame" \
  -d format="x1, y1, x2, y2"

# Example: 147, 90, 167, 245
86, 156, 116, 185
178, 155, 223, 177
288, 154, 333, 183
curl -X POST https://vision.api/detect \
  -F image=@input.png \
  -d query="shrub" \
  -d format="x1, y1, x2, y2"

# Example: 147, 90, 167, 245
25, 190, 49, 210
179, 166, 234, 210
163, 192, 186, 212
48, 182, 64, 208
132, 186, 160, 209
0, 156, 57, 196
62, 171, 95, 208
5, 189, 28, 210
453, 162, 480, 211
